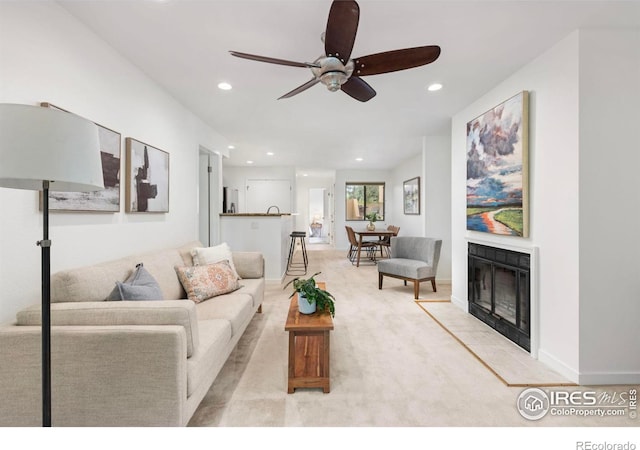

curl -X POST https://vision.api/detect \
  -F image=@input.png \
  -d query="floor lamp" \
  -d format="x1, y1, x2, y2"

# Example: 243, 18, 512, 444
0, 104, 104, 426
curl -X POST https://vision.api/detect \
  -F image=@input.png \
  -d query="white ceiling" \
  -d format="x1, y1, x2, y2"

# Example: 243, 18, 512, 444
58, 0, 639, 173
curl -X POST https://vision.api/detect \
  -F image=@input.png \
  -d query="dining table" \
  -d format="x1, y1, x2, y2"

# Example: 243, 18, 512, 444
353, 229, 396, 267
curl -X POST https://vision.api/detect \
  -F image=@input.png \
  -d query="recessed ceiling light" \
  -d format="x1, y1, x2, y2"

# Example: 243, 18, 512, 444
266, 152, 274, 156
427, 83, 443, 92
355, 157, 363, 162
303, 173, 308, 177
227, 145, 235, 150
246, 160, 254, 164
218, 82, 232, 91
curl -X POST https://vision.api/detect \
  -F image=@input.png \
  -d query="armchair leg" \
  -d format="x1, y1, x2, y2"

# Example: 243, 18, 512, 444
378, 272, 383, 290
431, 279, 437, 292
414, 281, 420, 299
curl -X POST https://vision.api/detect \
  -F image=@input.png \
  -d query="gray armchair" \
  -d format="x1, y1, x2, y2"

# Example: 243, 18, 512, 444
377, 236, 442, 299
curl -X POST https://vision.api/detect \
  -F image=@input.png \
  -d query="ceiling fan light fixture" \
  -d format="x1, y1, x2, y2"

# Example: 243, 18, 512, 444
320, 71, 348, 92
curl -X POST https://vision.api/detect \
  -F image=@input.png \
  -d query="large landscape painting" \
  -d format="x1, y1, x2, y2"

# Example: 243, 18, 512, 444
466, 91, 529, 237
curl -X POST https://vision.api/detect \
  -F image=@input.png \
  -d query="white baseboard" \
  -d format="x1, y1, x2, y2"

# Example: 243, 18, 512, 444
538, 348, 579, 384
578, 371, 640, 385
450, 294, 468, 311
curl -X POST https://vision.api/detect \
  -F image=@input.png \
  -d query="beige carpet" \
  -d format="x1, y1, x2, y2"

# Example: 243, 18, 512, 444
188, 248, 636, 428
416, 301, 575, 387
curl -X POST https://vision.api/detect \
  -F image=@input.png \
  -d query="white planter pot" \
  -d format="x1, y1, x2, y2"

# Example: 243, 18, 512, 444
298, 292, 317, 314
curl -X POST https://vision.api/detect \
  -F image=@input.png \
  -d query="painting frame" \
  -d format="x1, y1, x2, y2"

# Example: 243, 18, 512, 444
39, 102, 121, 212
466, 91, 529, 237
125, 137, 170, 213
403, 176, 420, 215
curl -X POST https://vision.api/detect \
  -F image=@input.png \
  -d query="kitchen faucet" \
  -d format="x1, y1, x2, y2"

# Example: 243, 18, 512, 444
266, 205, 280, 214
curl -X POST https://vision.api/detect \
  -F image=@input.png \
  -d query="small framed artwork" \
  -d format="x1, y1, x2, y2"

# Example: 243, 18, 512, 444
403, 177, 420, 215
125, 138, 169, 213
40, 102, 121, 212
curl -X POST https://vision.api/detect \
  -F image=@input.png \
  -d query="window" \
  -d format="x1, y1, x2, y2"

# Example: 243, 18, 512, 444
345, 182, 385, 221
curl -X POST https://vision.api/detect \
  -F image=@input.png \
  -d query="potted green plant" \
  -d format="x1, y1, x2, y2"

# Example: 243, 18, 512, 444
365, 212, 379, 231
283, 271, 336, 317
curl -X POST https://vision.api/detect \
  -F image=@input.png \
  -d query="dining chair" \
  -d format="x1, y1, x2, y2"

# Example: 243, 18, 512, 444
379, 225, 400, 258
345, 226, 378, 265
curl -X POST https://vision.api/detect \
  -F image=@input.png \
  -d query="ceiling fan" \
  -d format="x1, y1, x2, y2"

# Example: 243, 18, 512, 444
229, 0, 441, 102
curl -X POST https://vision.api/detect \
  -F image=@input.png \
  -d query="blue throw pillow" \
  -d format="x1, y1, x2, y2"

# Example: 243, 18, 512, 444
106, 263, 164, 301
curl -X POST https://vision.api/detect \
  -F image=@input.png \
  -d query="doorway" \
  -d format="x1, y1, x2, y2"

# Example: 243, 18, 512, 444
308, 188, 330, 244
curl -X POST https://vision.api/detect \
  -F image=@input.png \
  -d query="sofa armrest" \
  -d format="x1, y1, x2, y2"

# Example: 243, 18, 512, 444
0, 325, 187, 426
232, 252, 264, 279
16, 300, 199, 357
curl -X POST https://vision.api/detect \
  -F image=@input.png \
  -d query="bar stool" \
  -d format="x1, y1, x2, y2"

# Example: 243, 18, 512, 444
286, 231, 308, 275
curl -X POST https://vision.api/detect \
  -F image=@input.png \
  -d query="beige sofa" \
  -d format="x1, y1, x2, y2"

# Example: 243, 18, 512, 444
0, 241, 264, 426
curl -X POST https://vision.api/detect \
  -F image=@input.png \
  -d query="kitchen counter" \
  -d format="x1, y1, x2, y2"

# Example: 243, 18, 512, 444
220, 214, 293, 281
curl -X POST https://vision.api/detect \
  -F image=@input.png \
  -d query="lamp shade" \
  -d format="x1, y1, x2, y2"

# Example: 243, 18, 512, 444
0, 104, 104, 192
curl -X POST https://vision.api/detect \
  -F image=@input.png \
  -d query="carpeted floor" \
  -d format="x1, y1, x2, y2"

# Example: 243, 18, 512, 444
188, 247, 637, 427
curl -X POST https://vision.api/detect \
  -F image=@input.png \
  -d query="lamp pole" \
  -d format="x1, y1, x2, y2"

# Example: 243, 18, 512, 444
38, 180, 52, 427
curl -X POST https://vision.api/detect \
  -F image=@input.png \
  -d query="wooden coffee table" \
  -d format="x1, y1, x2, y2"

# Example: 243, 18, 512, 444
284, 282, 334, 393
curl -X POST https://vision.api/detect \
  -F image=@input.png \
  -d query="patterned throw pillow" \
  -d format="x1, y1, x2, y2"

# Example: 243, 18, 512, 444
175, 260, 240, 303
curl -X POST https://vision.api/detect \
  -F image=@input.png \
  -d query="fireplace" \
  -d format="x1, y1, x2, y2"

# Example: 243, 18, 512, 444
468, 243, 530, 351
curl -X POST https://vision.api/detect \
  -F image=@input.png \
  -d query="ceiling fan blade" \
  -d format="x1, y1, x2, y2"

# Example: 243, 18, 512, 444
340, 76, 376, 102
353, 46, 441, 76
229, 51, 319, 69
278, 78, 321, 100
324, 0, 359, 63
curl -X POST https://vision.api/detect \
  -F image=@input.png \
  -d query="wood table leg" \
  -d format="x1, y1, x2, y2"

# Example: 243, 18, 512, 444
287, 330, 295, 393
323, 330, 330, 393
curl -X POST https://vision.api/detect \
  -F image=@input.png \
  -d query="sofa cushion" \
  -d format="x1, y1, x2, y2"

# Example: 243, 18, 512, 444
186, 319, 232, 397
175, 261, 240, 303
234, 278, 264, 309
231, 252, 264, 279
51, 247, 186, 303
177, 240, 202, 267
131, 249, 187, 300
16, 300, 200, 357
195, 293, 254, 338
191, 243, 240, 280
377, 258, 435, 279
106, 263, 164, 301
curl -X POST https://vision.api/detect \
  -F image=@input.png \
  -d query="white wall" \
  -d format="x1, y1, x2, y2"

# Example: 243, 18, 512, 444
424, 135, 452, 282
0, 3, 227, 323
452, 32, 582, 380
391, 153, 424, 237
578, 29, 640, 384
452, 29, 640, 384
389, 137, 452, 282
222, 165, 296, 214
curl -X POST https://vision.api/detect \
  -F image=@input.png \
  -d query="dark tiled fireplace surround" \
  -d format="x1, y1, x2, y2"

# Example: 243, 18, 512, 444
468, 242, 531, 352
